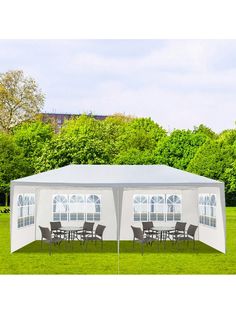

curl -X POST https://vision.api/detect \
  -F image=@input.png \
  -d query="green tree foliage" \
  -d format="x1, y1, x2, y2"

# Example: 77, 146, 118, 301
187, 129, 236, 204
193, 124, 217, 139
13, 120, 54, 173
35, 115, 111, 172
114, 117, 166, 164
155, 128, 213, 170
0, 70, 45, 132
0, 110, 234, 206
0, 132, 30, 204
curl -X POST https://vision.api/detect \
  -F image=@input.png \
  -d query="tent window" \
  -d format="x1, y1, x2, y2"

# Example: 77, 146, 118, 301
17, 194, 35, 228
53, 194, 101, 222
199, 193, 216, 227
133, 194, 182, 222
53, 194, 68, 221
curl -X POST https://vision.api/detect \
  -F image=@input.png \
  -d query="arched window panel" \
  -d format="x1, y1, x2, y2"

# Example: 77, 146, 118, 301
53, 194, 101, 222
52, 194, 68, 221
198, 193, 216, 228
133, 195, 148, 221
69, 194, 85, 213
86, 195, 101, 213
133, 193, 182, 222
53, 195, 68, 213
17, 193, 35, 228
166, 195, 182, 221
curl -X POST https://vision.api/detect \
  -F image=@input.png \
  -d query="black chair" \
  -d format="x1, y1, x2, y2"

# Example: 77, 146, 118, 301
176, 224, 198, 249
50, 221, 67, 239
142, 221, 159, 238
39, 226, 63, 255
84, 224, 106, 250
169, 221, 187, 241
131, 225, 159, 255
76, 221, 95, 241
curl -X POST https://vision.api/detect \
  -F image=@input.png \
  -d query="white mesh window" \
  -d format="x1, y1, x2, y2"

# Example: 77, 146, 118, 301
17, 194, 35, 228
53, 194, 68, 221
53, 194, 101, 222
133, 195, 148, 221
86, 195, 101, 220
199, 193, 216, 228
133, 194, 182, 222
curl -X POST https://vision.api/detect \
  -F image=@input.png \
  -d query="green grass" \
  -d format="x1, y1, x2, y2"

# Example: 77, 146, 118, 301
0, 207, 236, 274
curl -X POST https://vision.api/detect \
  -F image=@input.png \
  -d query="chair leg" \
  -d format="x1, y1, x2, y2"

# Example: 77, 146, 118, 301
49, 242, 52, 255
141, 243, 144, 256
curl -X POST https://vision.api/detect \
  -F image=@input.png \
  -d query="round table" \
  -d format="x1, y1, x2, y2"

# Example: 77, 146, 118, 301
152, 226, 175, 241
59, 226, 83, 241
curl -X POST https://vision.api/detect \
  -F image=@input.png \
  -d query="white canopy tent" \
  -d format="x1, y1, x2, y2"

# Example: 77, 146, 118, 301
10, 164, 226, 253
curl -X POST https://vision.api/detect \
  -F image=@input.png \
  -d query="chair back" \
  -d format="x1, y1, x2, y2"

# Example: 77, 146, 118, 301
142, 221, 154, 231
95, 224, 106, 238
83, 221, 95, 232
50, 221, 62, 231
187, 224, 198, 238
131, 226, 144, 241
39, 226, 52, 241
175, 222, 187, 232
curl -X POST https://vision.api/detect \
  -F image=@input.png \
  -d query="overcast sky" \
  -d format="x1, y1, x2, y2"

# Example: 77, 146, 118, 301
0, 39, 236, 132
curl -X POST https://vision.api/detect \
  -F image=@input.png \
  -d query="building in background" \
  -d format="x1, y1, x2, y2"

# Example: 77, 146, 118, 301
41, 112, 108, 131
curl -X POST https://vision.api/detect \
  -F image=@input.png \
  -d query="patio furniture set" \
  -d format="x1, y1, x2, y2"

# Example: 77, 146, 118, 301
131, 221, 198, 255
39, 221, 106, 255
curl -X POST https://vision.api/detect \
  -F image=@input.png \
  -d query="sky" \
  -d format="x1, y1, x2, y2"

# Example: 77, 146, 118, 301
0, 39, 236, 132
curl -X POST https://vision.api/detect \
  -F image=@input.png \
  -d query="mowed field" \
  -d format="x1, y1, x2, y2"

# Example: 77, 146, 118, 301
0, 208, 236, 274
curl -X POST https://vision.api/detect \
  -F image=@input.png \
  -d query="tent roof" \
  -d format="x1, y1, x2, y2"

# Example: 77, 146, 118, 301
12, 164, 221, 187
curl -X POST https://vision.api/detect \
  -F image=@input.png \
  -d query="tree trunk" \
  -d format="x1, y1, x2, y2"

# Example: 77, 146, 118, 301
5, 192, 8, 206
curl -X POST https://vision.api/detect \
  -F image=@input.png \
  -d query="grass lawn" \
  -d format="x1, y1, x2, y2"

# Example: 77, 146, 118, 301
0, 207, 236, 274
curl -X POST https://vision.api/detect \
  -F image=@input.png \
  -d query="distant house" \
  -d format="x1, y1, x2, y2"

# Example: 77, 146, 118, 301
41, 112, 108, 131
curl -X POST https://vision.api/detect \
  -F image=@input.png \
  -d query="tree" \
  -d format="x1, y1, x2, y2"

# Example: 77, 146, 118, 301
13, 120, 54, 173
155, 128, 212, 170
114, 117, 167, 164
187, 129, 236, 205
0, 70, 45, 132
193, 124, 217, 139
0, 132, 30, 205
35, 115, 111, 172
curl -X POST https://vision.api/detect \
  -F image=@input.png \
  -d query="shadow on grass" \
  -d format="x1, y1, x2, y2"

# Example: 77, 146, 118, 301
119, 240, 221, 254
15, 240, 118, 255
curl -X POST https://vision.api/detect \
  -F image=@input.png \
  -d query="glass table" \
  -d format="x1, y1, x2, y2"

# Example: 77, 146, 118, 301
152, 226, 175, 241
59, 226, 83, 241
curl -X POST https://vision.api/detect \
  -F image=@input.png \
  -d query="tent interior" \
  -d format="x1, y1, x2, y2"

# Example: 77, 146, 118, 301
10, 165, 226, 253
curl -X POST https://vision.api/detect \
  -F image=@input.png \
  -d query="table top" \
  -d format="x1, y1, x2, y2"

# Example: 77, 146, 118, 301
59, 226, 83, 232
152, 226, 175, 232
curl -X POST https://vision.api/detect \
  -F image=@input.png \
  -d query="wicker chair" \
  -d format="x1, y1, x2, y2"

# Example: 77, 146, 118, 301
84, 224, 106, 250
131, 225, 159, 255
39, 226, 63, 255
168, 221, 187, 241
50, 221, 67, 239
142, 221, 159, 238
76, 221, 95, 241
176, 224, 198, 249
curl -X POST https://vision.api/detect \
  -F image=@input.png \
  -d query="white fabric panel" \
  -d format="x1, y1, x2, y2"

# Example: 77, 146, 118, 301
35, 188, 117, 241
181, 190, 199, 240
10, 185, 37, 253
198, 185, 226, 253
120, 189, 188, 240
